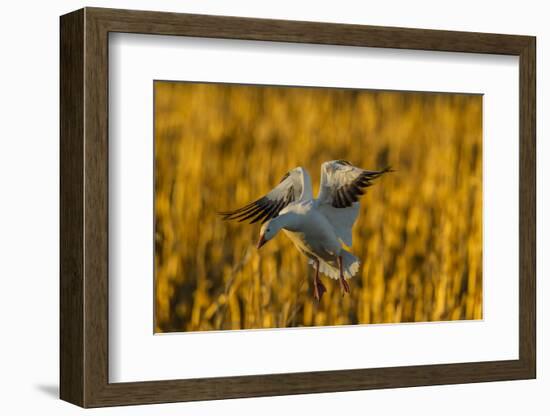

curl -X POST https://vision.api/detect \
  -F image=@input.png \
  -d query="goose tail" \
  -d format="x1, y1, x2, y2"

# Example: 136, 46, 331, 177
308, 250, 360, 280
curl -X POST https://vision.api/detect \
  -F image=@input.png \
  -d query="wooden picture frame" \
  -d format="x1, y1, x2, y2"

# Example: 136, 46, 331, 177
60, 7, 536, 408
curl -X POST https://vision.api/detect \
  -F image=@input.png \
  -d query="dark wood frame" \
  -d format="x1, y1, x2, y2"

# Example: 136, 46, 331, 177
60, 7, 536, 408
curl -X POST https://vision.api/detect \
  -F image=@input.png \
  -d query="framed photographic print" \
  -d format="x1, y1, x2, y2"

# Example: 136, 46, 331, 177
60, 7, 536, 408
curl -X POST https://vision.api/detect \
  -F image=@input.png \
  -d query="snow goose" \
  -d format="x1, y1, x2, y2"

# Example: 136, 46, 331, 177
219, 160, 392, 301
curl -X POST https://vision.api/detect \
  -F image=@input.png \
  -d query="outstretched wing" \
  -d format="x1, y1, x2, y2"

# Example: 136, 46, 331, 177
317, 160, 392, 246
219, 167, 309, 224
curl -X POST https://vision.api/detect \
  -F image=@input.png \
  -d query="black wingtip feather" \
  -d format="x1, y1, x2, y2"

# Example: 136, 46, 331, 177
219, 190, 294, 224
330, 165, 393, 208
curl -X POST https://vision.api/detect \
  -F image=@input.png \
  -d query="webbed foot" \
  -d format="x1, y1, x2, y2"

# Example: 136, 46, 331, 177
314, 279, 327, 302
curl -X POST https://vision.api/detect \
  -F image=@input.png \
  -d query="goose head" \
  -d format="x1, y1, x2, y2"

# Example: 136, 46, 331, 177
257, 219, 281, 249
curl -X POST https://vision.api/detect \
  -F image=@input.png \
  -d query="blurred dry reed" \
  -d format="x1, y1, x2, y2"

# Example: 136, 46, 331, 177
154, 81, 482, 332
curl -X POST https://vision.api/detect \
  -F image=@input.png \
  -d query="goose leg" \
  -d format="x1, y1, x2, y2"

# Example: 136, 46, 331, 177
312, 258, 326, 302
337, 255, 350, 295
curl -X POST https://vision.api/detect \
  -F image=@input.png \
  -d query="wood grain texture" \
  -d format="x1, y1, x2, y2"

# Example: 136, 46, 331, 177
518, 38, 536, 376
83, 10, 110, 406
59, 8, 84, 407
59, 7, 537, 408
89, 7, 532, 54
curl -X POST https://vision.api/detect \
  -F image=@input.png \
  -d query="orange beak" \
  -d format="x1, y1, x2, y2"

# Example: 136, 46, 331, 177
256, 234, 267, 249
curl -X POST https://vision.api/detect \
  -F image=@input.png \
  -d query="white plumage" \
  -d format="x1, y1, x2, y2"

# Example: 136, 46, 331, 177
220, 160, 392, 300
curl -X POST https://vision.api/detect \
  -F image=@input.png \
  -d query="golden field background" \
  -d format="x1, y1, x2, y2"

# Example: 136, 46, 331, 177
154, 81, 482, 333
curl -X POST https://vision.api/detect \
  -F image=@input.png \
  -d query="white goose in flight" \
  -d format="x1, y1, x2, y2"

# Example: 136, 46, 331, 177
219, 160, 392, 301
